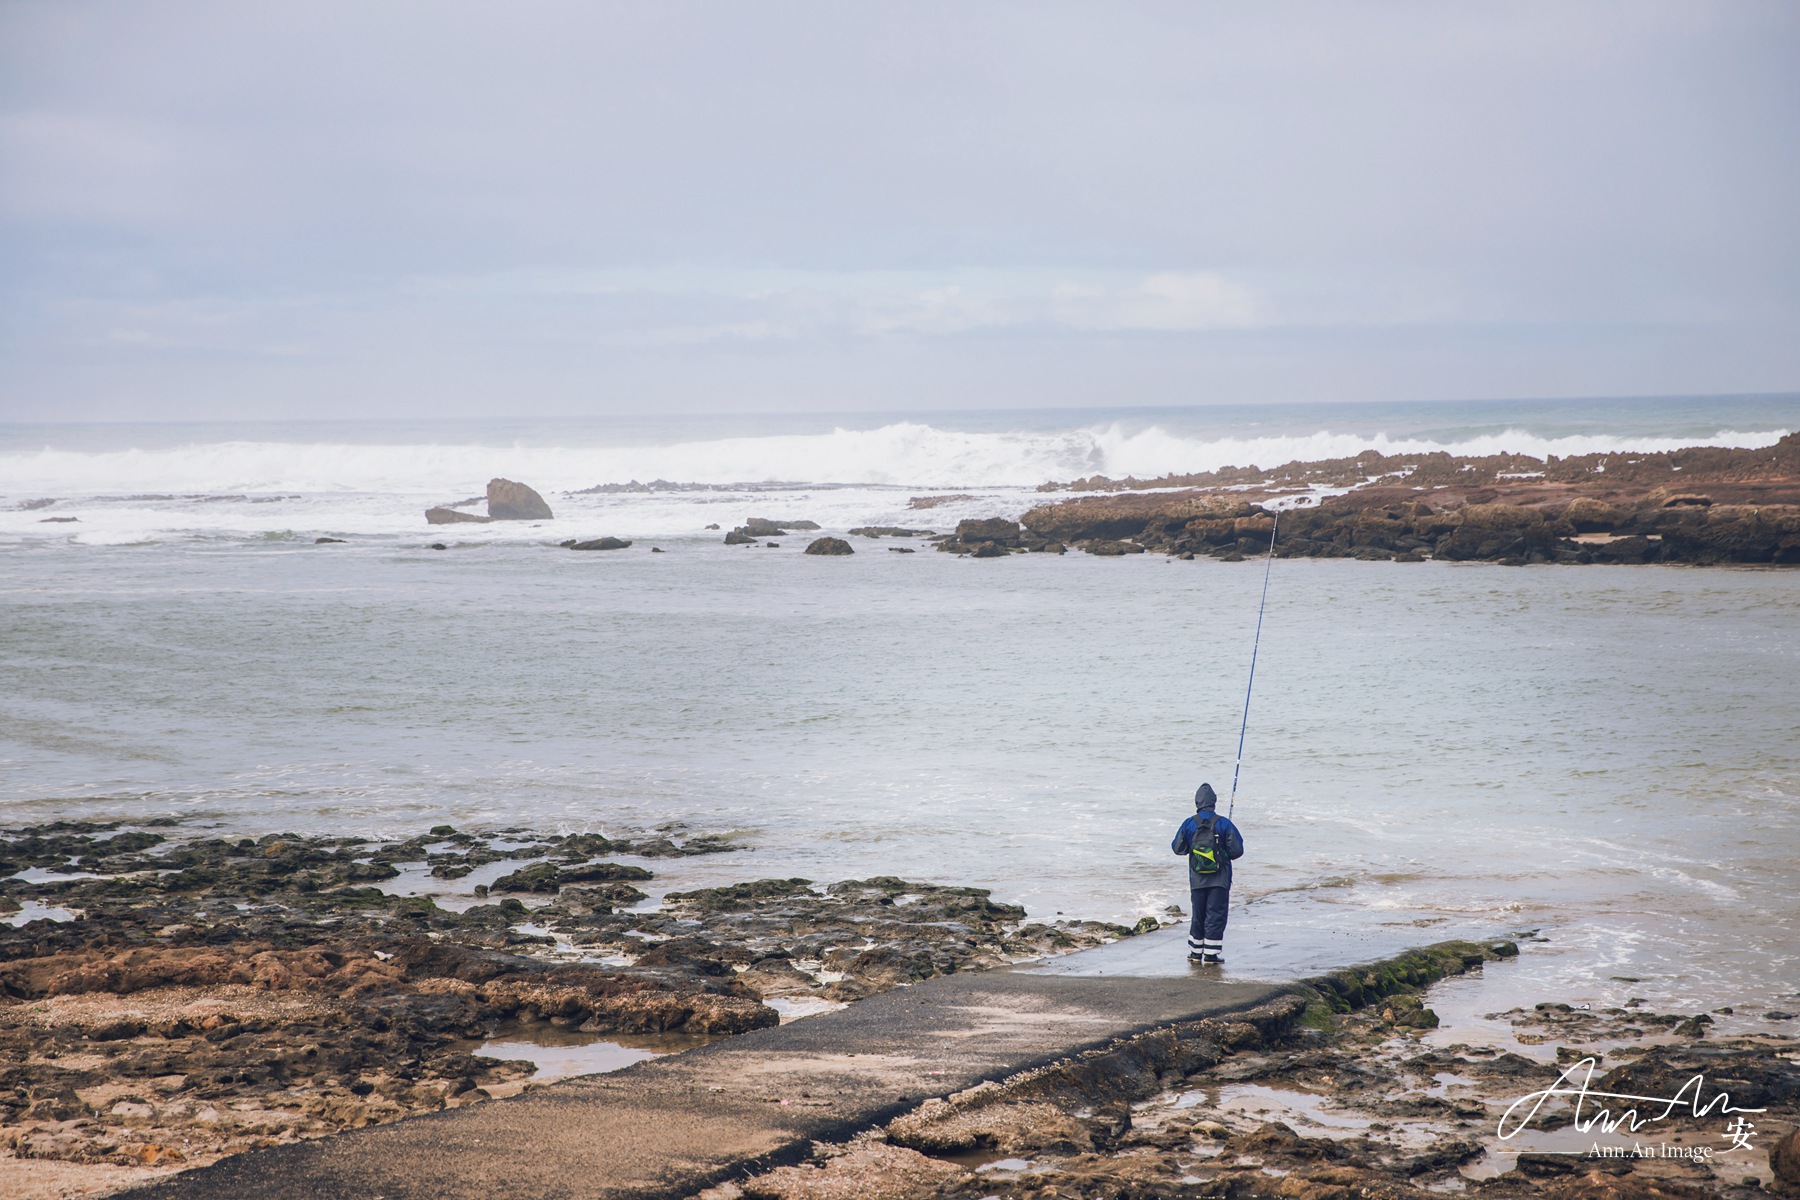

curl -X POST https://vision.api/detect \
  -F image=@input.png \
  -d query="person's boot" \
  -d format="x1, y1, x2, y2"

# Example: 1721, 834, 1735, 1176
1200, 940, 1224, 964
1187, 938, 1207, 962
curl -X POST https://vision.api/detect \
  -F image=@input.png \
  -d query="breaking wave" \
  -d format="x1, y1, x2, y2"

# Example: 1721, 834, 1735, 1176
1, 421, 1789, 497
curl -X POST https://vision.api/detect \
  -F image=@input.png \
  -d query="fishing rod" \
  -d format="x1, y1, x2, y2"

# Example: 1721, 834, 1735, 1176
1226, 510, 1278, 821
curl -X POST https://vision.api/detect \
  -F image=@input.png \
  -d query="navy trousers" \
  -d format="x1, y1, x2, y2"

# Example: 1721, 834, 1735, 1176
1188, 887, 1229, 958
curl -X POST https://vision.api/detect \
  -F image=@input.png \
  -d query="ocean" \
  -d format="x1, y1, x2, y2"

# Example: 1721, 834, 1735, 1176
3, 394, 1797, 1023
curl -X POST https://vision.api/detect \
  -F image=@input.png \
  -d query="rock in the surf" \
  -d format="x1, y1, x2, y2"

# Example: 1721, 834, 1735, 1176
487, 478, 554, 521
569, 537, 632, 551
425, 506, 490, 524
804, 537, 855, 555
738, 517, 821, 537
956, 517, 1021, 546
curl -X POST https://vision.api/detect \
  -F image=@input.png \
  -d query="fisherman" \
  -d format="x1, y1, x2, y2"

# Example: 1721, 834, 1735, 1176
1171, 782, 1244, 964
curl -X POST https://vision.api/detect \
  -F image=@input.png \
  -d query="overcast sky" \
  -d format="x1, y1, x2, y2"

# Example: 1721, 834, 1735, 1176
2, 1, 1796, 421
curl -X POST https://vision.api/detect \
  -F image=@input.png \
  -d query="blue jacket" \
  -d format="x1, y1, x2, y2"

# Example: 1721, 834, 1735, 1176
1172, 804, 1244, 890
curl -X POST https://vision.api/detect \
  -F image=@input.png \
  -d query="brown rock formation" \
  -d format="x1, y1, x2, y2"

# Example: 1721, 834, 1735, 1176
1016, 433, 1800, 565
739, 517, 820, 536
486, 478, 553, 520
424, 507, 489, 525
954, 517, 1020, 545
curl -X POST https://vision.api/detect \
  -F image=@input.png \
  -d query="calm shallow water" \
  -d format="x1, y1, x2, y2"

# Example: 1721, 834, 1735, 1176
3, 535, 1795, 1014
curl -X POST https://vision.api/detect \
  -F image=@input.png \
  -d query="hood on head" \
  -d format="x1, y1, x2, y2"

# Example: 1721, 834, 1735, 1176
1194, 783, 1217, 812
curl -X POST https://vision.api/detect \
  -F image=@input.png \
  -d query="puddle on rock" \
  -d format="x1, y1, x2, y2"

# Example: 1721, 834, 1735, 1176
468, 1023, 722, 1082
378, 860, 534, 912
978, 1157, 1037, 1175
9, 867, 105, 883
930, 1148, 1041, 1175
765, 995, 849, 1023
3, 899, 82, 925
1167, 1083, 1375, 1137
1217, 1083, 1378, 1134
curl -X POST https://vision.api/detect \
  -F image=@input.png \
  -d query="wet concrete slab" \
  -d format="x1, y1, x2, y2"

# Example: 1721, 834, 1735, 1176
118, 969, 1286, 1200
1020, 913, 1440, 981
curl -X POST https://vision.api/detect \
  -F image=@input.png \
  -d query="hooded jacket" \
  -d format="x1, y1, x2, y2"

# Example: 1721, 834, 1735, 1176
1171, 783, 1244, 890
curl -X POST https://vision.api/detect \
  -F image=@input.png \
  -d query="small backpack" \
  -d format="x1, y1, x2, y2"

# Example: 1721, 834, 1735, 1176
1189, 814, 1222, 874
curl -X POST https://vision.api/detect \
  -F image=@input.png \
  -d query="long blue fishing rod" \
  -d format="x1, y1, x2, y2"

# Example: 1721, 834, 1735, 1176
1227, 511, 1279, 822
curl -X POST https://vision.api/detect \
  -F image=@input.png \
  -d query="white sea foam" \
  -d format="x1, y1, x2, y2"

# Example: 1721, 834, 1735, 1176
1, 422, 1789, 497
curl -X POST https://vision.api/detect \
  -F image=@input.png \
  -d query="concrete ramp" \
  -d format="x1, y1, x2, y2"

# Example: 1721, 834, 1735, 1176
120, 970, 1284, 1200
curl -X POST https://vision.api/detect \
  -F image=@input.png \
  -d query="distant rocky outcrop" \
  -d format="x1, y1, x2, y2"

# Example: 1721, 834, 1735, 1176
848, 526, 935, 538
739, 517, 820, 536
486, 478, 553, 521
724, 517, 820, 544
425, 478, 553, 524
804, 537, 855, 556
1014, 433, 1800, 566
568, 537, 632, 551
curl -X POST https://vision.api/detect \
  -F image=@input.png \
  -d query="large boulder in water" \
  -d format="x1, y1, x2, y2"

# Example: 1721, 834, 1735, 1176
487, 478, 553, 521
804, 537, 855, 556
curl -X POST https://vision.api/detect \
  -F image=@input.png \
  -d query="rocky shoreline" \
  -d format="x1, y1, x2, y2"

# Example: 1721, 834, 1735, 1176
6, 821, 1797, 1198
447, 434, 1800, 566
0, 819, 1139, 1196
596, 434, 1797, 566
995, 433, 1800, 565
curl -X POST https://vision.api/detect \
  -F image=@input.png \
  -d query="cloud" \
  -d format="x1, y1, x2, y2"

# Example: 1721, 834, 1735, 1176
402, 265, 1268, 344
1083, 273, 1263, 332
0, 1, 1795, 418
